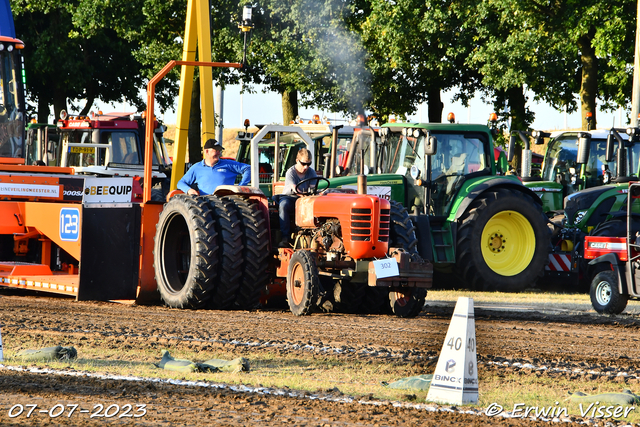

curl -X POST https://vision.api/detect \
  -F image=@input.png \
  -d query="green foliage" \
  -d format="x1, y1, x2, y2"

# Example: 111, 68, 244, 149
11, 0, 640, 129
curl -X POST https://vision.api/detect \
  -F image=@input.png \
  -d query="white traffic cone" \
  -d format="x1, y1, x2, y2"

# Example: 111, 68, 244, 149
426, 296, 478, 405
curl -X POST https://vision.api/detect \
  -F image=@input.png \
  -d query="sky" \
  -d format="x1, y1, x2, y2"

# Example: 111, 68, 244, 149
94, 83, 627, 132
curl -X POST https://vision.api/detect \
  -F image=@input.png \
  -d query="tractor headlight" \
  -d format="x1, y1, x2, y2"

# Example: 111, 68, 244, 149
574, 210, 587, 224
410, 165, 420, 180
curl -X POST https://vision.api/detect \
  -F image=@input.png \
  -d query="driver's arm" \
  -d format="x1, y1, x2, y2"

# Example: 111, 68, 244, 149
282, 167, 297, 195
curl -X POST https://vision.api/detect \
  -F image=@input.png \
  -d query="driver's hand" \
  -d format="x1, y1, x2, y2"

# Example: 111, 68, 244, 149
187, 189, 198, 196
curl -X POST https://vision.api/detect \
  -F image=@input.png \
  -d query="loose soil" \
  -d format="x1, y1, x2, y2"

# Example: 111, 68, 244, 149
1, 291, 640, 426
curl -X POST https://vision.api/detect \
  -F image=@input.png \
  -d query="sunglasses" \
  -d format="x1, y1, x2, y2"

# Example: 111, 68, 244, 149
299, 161, 312, 166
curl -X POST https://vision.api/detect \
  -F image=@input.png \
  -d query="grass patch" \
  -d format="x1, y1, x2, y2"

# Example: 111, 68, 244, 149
427, 290, 640, 313
4, 329, 640, 422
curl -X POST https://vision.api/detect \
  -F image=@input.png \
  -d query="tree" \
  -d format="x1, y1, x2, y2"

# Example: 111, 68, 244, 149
13, 1, 145, 121
465, 0, 635, 131
358, 0, 480, 123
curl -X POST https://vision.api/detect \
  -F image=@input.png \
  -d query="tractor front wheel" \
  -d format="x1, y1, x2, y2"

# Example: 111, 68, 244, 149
287, 250, 320, 316
590, 270, 628, 315
457, 188, 549, 291
153, 195, 218, 308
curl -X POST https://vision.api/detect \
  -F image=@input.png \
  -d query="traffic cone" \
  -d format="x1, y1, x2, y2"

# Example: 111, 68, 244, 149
426, 297, 478, 405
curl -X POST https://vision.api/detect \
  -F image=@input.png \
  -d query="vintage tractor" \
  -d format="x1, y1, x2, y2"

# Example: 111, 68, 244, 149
154, 125, 433, 316
583, 182, 640, 314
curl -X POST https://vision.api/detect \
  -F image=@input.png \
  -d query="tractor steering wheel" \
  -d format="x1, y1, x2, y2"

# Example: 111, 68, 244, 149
295, 176, 330, 196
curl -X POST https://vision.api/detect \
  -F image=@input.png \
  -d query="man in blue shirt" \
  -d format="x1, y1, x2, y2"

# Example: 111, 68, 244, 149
177, 138, 250, 195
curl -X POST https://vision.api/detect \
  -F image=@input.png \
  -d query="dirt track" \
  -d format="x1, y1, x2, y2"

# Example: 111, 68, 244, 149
2, 292, 640, 426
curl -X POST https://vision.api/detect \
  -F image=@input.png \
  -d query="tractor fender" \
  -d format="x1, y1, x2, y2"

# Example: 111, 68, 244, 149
588, 253, 628, 295
453, 178, 542, 222
213, 184, 267, 199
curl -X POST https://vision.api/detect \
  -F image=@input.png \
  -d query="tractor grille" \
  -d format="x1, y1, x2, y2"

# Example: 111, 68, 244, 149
351, 208, 371, 241
350, 207, 390, 242
379, 208, 390, 242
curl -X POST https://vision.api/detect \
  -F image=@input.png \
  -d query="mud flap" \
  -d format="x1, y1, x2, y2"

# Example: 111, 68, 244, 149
77, 205, 140, 301
367, 250, 433, 288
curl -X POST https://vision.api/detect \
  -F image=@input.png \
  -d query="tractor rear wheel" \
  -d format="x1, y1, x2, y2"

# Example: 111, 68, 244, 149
386, 201, 426, 316
390, 287, 427, 318
389, 200, 419, 253
287, 250, 320, 316
229, 196, 270, 310
202, 196, 244, 310
153, 195, 218, 308
333, 280, 366, 313
457, 188, 549, 292
590, 270, 628, 315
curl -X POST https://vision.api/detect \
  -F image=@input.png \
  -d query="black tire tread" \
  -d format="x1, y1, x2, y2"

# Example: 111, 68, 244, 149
229, 196, 271, 310
202, 195, 244, 310
456, 188, 549, 292
287, 250, 320, 316
153, 195, 218, 309
590, 270, 629, 315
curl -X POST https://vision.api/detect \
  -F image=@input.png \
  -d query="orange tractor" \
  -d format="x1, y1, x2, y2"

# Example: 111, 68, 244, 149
154, 125, 433, 317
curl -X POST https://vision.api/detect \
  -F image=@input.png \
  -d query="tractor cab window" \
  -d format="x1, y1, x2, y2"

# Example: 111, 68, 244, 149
64, 130, 105, 167
104, 131, 142, 165
383, 132, 419, 176
622, 142, 640, 178
585, 138, 615, 187
543, 135, 617, 193
0, 49, 24, 158
428, 133, 490, 216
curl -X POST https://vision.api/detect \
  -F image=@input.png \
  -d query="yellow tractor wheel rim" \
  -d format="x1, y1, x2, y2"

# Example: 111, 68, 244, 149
480, 210, 535, 276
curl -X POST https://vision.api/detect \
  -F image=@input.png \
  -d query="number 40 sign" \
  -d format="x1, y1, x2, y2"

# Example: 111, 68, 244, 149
59, 208, 80, 241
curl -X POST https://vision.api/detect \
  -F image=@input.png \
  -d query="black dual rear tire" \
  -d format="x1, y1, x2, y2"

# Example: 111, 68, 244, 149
228, 196, 271, 310
201, 196, 244, 310
153, 195, 218, 308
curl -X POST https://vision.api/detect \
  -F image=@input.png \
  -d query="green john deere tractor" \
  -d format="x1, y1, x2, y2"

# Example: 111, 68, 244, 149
516, 129, 628, 214
324, 122, 550, 292
542, 127, 640, 289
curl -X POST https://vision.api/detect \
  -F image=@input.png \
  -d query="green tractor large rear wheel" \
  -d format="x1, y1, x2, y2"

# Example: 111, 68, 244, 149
456, 188, 549, 291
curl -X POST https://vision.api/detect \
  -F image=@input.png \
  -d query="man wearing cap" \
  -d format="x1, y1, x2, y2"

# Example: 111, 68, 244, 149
177, 138, 250, 196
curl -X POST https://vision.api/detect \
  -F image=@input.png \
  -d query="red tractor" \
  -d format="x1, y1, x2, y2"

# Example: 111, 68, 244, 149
584, 181, 640, 314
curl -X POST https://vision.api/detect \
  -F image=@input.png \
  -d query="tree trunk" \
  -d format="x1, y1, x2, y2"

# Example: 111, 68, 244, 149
79, 96, 95, 116
282, 90, 298, 125
427, 88, 443, 123
37, 97, 49, 124
188, 76, 202, 164
506, 86, 528, 132
52, 89, 67, 124
578, 31, 598, 130
505, 86, 528, 173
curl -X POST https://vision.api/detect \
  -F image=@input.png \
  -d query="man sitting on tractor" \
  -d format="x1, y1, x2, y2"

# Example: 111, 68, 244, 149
279, 148, 317, 247
178, 138, 250, 195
